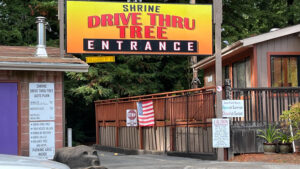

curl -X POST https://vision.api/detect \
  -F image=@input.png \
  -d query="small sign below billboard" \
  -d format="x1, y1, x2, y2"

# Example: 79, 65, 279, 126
86, 56, 115, 63
126, 109, 138, 127
222, 100, 244, 117
212, 118, 230, 148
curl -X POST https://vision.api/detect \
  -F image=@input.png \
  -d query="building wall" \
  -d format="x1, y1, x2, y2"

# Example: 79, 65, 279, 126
203, 48, 253, 88
0, 70, 64, 156
256, 34, 300, 87
203, 67, 215, 87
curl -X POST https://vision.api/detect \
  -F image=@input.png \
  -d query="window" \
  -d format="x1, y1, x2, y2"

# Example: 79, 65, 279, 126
271, 55, 299, 87
222, 65, 229, 84
232, 57, 251, 88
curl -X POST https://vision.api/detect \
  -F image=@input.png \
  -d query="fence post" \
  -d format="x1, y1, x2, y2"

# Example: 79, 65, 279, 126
186, 94, 190, 154
224, 79, 232, 160
115, 100, 119, 147
225, 79, 232, 100
139, 127, 143, 149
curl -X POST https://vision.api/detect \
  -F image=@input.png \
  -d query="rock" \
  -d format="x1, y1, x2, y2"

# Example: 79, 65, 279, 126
54, 145, 106, 169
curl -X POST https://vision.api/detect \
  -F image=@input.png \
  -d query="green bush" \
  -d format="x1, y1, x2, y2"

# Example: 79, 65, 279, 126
257, 125, 280, 143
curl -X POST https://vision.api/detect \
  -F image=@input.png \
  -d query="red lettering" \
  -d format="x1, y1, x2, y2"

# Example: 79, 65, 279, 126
88, 16, 100, 28
159, 14, 171, 27
145, 26, 155, 39
117, 26, 127, 38
172, 16, 183, 29
101, 14, 113, 26
130, 26, 142, 38
131, 13, 142, 25
184, 18, 195, 30
120, 13, 131, 25
157, 27, 167, 39
147, 13, 158, 26
114, 13, 120, 25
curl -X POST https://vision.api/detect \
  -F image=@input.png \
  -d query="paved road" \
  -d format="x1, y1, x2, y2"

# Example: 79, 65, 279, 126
98, 151, 300, 169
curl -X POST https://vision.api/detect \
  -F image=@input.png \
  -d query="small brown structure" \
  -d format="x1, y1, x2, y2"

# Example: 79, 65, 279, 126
0, 45, 88, 158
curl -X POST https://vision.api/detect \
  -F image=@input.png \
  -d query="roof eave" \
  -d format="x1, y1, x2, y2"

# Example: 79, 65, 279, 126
242, 24, 300, 46
0, 62, 89, 72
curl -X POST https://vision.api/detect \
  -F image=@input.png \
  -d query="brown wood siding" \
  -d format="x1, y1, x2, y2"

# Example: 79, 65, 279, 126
95, 87, 216, 153
256, 34, 300, 87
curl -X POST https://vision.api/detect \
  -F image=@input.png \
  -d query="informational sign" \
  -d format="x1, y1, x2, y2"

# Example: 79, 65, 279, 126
29, 122, 55, 159
29, 83, 55, 121
212, 118, 230, 148
222, 100, 244, 117
67, 1, 212, 55
126, 109, 138, 126
86, 56, 115, 63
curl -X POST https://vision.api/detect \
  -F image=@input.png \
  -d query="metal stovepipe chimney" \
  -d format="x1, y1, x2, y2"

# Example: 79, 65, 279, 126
35, 16, 48, 57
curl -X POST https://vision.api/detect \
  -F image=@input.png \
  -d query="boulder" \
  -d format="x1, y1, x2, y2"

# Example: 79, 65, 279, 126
54, 145, 107, 169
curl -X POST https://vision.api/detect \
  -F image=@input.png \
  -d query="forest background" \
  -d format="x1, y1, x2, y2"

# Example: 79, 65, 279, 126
0, 0, 299, 144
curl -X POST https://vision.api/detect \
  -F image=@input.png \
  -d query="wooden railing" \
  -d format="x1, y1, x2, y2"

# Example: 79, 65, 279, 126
95, 87, 216, 150
231, 87, 300, 125
95, 86, 216, 125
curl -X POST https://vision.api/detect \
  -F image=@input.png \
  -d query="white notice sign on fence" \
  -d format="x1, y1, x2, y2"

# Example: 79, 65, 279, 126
213, 118, 230, 148
29, 83, 55, 121
29, 122, 55, 159
126, 109, 138, 127
222, 100, 244, 117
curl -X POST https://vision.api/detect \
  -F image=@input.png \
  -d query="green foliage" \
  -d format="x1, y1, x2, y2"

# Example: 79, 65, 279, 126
280, 102, 300, 141
257, 125, 280, 143
65, 55, 191, 104
0, 0, 58, 46
222, 0, 300, 46
278, 132, 293, 144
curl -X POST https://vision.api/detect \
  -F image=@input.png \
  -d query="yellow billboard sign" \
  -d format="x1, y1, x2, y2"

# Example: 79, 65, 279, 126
67, 1, 212, 55
86, 56, 115, 63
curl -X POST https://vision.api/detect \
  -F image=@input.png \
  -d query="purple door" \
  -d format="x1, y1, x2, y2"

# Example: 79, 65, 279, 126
0, 83, 18, 155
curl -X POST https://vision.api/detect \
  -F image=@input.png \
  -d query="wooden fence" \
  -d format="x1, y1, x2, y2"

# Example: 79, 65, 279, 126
231, 87, 300, 125
95, 87, 216, 153
95, 86, 300, 156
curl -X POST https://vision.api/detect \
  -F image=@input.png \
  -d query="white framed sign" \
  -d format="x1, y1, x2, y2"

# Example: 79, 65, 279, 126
212, 118, 230, 148
29, 122, 55, 159
222, 100, 244, 117
126, 109, 137, 127
29, 83, 55, 121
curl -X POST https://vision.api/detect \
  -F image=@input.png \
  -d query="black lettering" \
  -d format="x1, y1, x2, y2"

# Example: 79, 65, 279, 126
130, 5, 136, 11
137, 5, 142, 12
156, 6, 160, 13
149, 6, 154, 12
123, 5, 128, 12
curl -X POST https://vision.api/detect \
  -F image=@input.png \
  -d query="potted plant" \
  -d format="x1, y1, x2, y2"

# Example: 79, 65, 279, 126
278, 132, 293, 153
280, 102, 300, 153
257, 125, 280, 154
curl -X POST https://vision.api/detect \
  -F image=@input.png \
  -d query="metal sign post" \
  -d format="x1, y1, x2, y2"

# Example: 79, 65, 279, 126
190, 0, 198, 89
213, 0, 224, 161
58, 0, 64, 58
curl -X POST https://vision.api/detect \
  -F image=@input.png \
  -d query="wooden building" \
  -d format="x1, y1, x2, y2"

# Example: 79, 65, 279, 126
191, 24, 300, 156
0, 17, 89, 159
192, 24, 300, 88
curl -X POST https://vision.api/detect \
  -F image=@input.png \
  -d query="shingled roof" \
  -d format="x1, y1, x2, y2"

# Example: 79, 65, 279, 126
0, 46, 89, 72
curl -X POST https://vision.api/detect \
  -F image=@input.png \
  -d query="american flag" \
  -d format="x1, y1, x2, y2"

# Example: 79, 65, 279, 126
136, 100, 155, 126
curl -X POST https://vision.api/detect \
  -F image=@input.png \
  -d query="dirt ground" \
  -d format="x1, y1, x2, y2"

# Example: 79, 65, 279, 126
230, 153, 300, 164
